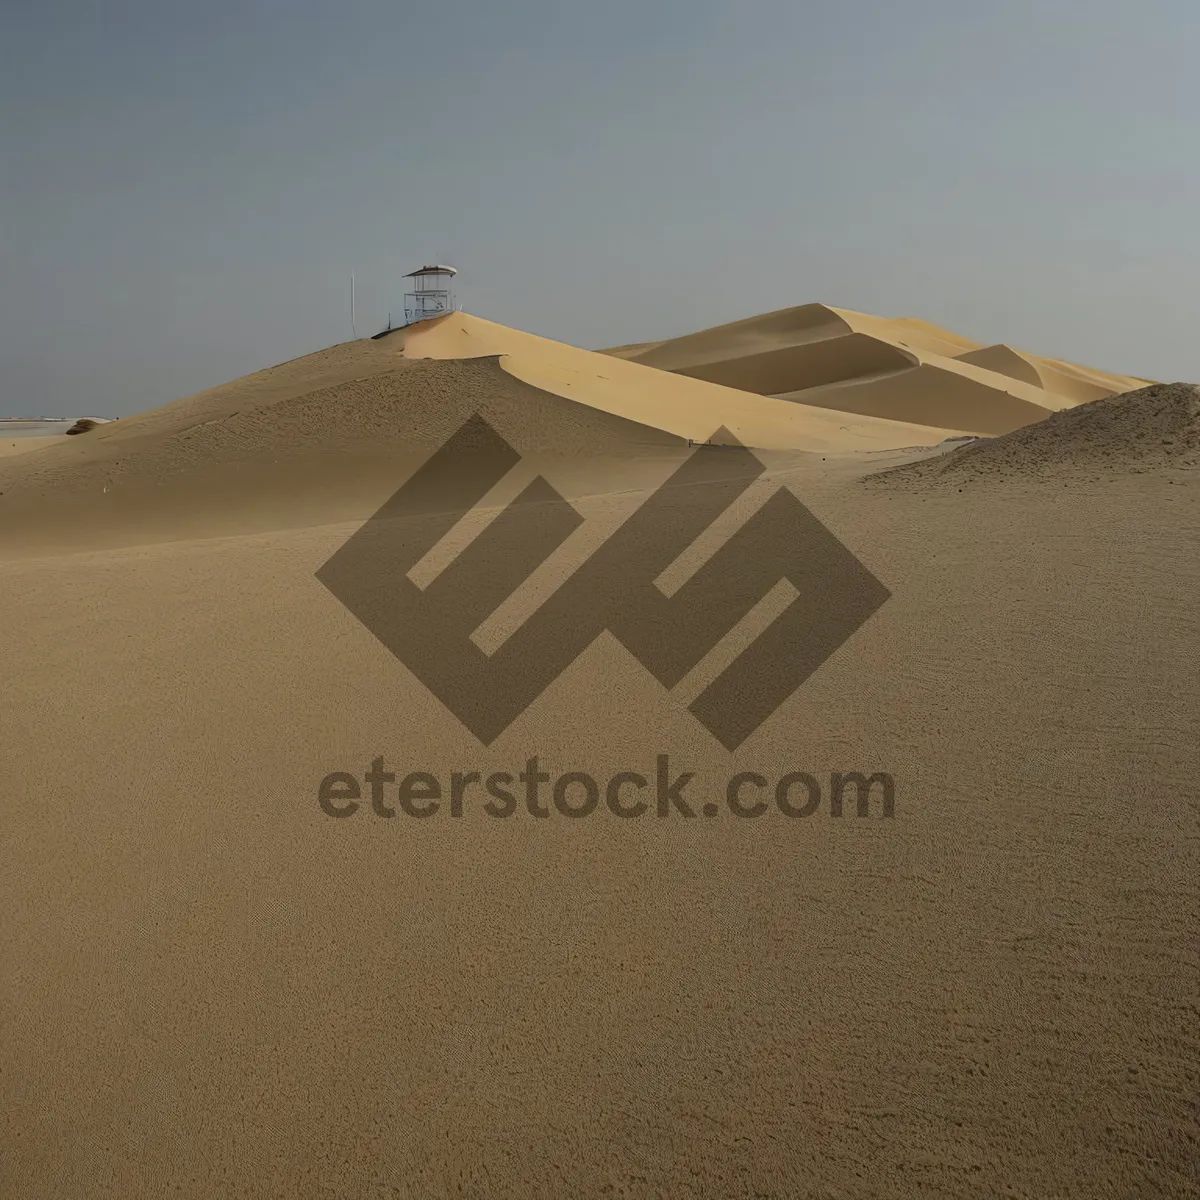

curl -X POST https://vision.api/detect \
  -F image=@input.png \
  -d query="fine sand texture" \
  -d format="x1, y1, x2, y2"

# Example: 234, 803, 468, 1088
867, 381, 1200, 488
1, 316, 1196, 1197
0, 435, 61, 459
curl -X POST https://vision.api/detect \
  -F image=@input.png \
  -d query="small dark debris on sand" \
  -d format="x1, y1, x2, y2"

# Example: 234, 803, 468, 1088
865, 383, 1200, 488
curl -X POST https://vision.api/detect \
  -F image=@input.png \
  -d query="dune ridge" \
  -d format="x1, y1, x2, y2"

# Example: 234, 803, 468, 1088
603, 303, 1150, 434
0, 311, 972, 558
394, 310, 960, 450
0, 306, 1155, 561
0, 305, 1153, 559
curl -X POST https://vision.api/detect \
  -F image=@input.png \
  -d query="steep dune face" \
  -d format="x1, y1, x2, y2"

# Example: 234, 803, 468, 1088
953, 344, 1140, 406
603, 304, 1150, 435
394, 311, 960, 451
665, 333, 915, 394
1023, 355, 1144, 406
839, 311, 983, 359
776, 361, 1057, 435
605, 303, 854, 370
954, 344, 1045, 387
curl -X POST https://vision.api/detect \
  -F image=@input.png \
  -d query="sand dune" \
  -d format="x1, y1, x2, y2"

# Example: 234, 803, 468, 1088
3, 425, 1195, 1199
2, 307, 1195, 1197
774, 360, 1056, 434
5, 302, 1140, 560
954, 343, 1045, 387
0, 313, 964, 557
0, 357, 684, 557
396, 310, 959, 449
870, 381, 1200, 487
603, 302, 856, 368
604, 303, 1150, 434
656, 332, 917, 394
954, 344, 1133, 405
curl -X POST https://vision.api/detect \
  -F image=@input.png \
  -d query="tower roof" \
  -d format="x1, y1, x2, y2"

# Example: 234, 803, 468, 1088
403, 264, 457, 278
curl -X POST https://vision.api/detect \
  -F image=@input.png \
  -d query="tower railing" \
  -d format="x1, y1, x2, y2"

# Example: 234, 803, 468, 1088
403, 288, 453, 325
399, 265, 459, 328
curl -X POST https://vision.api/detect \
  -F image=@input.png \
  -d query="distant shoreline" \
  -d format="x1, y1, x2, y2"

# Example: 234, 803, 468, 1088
0, 418, 108, 437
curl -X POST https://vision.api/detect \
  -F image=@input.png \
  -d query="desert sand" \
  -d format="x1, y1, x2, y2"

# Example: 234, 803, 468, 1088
603, 303, 1149, 431
0, 419, 112, 459
0, 436, 60, 458
1, 308, 1196, 1198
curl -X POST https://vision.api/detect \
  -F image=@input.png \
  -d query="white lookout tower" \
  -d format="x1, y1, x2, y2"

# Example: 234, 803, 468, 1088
400, 264, 458, 327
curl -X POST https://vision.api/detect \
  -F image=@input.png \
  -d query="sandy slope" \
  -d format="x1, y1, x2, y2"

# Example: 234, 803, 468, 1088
0, 315, 962, 558
869, 382, 1200, 487
0, 356, 688, 558
604, 303, 1150, 433
2, 438, 1196, 1198
396, 311, 959, 450
2, 316, 1195, 1197
9, 301, 1134, 558
0, 436, 61, 458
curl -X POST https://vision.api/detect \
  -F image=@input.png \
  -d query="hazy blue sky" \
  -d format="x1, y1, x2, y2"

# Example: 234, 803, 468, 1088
2, 0, 1197, 416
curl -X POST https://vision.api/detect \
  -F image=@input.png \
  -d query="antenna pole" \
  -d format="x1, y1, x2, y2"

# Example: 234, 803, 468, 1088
350, 271, 357, 339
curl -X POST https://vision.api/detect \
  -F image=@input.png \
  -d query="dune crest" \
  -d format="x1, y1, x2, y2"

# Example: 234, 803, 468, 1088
0, 305, 1153, 559
394, 311, 959, 450
603, 304, 1150, 434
